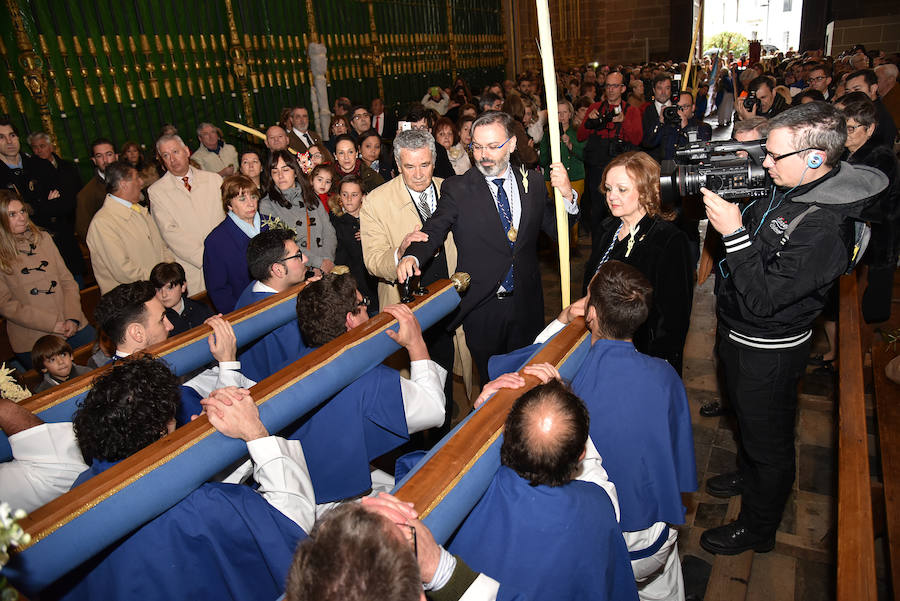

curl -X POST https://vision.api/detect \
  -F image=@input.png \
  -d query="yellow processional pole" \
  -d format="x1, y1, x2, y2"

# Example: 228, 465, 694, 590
534, 0, 570, 308
682, 2, 703, 93
225, 120, 304, 156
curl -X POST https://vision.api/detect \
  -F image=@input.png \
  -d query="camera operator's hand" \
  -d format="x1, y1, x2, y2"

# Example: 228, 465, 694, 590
588, 108, 600, 120
612, 109, 625, 123
701, 187, 743, 236
735, 98, 757, 121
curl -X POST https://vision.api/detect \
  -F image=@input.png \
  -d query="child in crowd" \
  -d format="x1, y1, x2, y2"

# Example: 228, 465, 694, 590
149, 262, 214, 336
31, 335, 92, 392
330, 176, 378, 316
310, 164, 338, 214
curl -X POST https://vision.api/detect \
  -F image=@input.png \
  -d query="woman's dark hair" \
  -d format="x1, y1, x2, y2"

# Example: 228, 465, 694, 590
836, 91, 878, 128
432, 117, 460, 146
328, 114, 352, 135
120, 141, 148, 170
501, 94, 526, 123
265, 149, 319, 210
73, 355, 180, 462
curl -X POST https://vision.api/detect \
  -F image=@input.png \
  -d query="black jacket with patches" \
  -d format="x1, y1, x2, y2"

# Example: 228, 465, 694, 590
715, 162, 888, 342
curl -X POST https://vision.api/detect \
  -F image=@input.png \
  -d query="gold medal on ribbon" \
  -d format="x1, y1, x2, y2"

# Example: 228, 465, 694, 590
507, 227, 517, 242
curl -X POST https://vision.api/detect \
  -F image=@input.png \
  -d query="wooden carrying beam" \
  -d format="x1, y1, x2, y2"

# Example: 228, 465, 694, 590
836, 274, 877, 601
6, 279, 462, 595
393, 318, 591, 543
0, 283, 307, 462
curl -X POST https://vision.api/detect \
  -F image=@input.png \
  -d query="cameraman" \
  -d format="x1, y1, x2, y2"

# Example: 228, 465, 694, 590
735, 75, 788, 121
577, 71, 643, 229
699, 103, 888, 556
644, 91, 713, 162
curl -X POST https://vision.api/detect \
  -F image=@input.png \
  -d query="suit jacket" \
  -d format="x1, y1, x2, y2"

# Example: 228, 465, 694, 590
86, 195, 175, 293
406, 166, 565, 334
76, 174, 107, 242
203, 216, 266, 313
287, 129, 322, 154
148, 169, 225, 294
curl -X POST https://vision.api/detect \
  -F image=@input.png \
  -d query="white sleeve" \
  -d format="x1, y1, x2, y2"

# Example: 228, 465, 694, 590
183, 362, 256, 398
459, 574, 501, 601
400, 359, 447, 434
533, 319, 567, 344
246, 436, 317, 533
576, 436, 620, 522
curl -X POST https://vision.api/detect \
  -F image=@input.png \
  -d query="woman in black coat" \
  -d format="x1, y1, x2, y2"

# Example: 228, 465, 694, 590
583, 151, 694, 375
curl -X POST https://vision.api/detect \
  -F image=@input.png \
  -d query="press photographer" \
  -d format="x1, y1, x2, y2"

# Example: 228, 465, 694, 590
577, 71, 643, 230
643, 91, 713, 162
736, 75, 789, 121
697, 102, 888, 556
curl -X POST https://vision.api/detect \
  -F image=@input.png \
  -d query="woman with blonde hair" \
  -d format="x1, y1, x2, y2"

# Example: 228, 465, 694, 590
0, 190, 93, 368
582, 151, 694, 374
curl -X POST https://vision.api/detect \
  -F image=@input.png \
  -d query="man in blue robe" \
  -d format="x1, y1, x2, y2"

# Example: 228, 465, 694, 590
55, 355, 316, 601
448, 379, 638, 601
234, 228, 312, 381
94, 280, 254, 425
535, 261, 696, 601
287, 273, 446, 503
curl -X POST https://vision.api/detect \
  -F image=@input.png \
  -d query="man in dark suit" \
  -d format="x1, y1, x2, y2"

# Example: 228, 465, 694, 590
286, 107, 322, 154
397, 111, 578, 383
370, 97, 398, 141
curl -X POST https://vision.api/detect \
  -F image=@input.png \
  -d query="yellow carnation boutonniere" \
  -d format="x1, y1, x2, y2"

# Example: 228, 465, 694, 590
519, 165, 529, 194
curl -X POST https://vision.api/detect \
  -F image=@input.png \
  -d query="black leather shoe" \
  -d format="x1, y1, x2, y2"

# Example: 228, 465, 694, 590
699, 401, 727, 417
700, 521, 775, 555
706, 471, 744, 498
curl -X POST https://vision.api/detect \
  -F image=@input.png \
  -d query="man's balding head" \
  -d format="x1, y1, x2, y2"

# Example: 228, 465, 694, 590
500, 379, 590, 487
265, 126, 289, 151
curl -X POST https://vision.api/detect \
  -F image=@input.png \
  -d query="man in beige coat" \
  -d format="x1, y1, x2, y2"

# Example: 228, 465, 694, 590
86, 162, 174, 294
148, 135, 225, 294
360, 129, 473, 411
191, 123, 239, 177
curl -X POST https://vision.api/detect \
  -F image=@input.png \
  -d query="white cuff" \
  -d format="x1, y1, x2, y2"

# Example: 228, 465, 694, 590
534, 319, 567, 344
424, 546, 457, 591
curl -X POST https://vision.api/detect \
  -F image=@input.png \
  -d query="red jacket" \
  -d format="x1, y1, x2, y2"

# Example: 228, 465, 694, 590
576, 100, 643, 146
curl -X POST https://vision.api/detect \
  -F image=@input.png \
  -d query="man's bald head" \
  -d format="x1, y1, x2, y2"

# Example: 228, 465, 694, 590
500, 379, 590, 487
266, 126, 289, 151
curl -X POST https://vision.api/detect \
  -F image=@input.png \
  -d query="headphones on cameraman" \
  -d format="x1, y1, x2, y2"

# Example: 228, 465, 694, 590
807, 152, 824, 169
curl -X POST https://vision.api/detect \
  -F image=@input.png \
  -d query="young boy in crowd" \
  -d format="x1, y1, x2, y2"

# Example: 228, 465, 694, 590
330, 175, 378, 315
31, 335, 92, 393
149, 262, 215, 336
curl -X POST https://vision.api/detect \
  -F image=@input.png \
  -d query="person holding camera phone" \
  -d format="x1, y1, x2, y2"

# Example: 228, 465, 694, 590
699, 103, 887, 556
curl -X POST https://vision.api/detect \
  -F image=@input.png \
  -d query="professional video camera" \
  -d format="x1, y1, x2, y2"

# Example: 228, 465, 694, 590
662, 94, 681, 126
659, 139, 771, 202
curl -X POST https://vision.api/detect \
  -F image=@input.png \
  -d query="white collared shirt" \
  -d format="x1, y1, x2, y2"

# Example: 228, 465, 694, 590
405, 182, 437, 217
252, 280, 279, 294
292, 128, 314, 148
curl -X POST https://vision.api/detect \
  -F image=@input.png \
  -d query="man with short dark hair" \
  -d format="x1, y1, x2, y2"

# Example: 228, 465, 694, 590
349, 105, 373, 137
370, 98, 397, 139
61, 357, 316, 601
288, 273, 446, 503
641, 74, 674, 162
478, 92, 503, 113
700, 102, 889, 554
543, 261, 696, 599
643, 90, 713, 162
448, 378, 638, 601
235, 228, 309, 309
76, 137, 118, 242
845, 68, 898, 147
806, 64, 834, 100
86, 161, 173, 293
94, 280, 253, 422
398, 111, 578, 383
736, 75, 788, 121
233, 228, 312, 382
